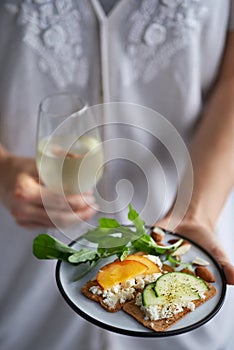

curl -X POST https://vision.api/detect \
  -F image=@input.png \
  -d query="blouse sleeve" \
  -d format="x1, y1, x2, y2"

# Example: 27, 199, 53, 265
229, 0, 234, 30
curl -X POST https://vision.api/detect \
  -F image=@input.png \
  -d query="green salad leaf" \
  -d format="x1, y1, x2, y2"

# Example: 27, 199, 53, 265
82, 226, 139, 247
98, 217, 120, 228
33, 234, 77, 261
32, 205, 184, 280
68, 249, 99, 264
128, 203, 146, 236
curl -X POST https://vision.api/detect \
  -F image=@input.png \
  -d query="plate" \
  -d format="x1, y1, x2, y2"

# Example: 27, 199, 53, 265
56, 227, 226, 337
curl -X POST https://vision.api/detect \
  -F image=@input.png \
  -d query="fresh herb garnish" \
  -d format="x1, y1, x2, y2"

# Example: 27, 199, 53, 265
32, 205, 184, 280
167, 253, 193, 270
33, 234, 77, 261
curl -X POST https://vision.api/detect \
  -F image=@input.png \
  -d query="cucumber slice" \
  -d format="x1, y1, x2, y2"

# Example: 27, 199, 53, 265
142, 280, 195, 307
155, 272, 209, 299
143, 290, 175, 307
142, 272, 209, 307
142, 283, 157, 306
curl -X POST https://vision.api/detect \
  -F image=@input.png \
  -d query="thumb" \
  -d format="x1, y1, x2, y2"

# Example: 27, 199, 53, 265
14, 172, 41, 202
220, 261, 234, 285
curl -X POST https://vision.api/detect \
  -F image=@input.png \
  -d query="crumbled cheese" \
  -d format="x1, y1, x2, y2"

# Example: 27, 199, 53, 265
119, 287, 135, 304
143, 254, 162, 268
89, 285, 102, 295
135, 292, 142, 306
187, 301, 195, 311
135, 276, 146, 290
144, 273, 162, 284
140, 300, 197, 321
122, 278, 135, 288
143, 305, 159, 320
112, 284, 121, 294
102, 291, 119, 309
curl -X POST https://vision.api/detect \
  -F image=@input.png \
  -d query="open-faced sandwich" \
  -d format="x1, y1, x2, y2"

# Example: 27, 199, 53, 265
81, 242, 216, 332
33, 205, 217, 332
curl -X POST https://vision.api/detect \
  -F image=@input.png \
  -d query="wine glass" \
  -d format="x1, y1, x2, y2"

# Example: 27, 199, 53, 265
36, 92, 104, 233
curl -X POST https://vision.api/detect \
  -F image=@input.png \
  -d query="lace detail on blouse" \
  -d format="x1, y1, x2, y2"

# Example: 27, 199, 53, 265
124, 0, 208, 85
5, 0, 90, 88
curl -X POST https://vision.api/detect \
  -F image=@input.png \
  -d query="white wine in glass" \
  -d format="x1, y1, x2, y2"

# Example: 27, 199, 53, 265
36, 93, 104, 196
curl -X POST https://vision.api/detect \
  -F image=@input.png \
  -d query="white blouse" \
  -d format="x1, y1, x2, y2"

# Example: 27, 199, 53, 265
0, 1, 233, 350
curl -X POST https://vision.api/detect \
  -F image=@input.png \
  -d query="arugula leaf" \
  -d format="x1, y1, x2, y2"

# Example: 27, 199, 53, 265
132, 234, 157, 254
98, 218, 120, 228
167, 252, 192, 270
128, 204, 146, 236
81, 205, 145, 250
32, 205, 184, 281
33, 234, 77, 262
118, 247, 131, 261
82, 226, 141, 248
68, 249, 98, 264
97, 245, 128, 258
73, 261, 98, 282
132, 234, 184, 255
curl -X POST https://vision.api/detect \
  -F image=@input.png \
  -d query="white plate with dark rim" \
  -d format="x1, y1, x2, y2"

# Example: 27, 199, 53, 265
56, 227, 226, 337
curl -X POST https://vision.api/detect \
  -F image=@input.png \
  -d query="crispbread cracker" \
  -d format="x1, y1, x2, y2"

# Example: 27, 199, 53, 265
122, 283, 217, 332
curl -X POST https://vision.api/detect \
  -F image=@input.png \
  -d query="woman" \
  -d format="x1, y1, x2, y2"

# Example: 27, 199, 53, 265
0, 1, 233, 349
